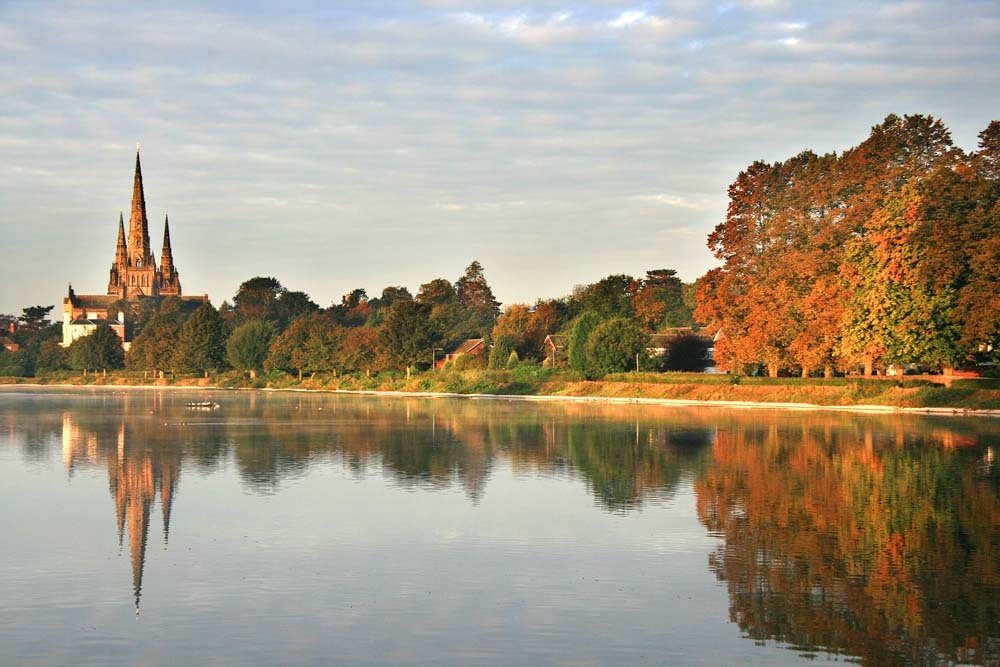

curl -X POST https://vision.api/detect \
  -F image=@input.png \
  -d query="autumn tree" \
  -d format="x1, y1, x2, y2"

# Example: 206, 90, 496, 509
696, 114, 981, 376
632, 269, 691, 331
491, 304, 545, 360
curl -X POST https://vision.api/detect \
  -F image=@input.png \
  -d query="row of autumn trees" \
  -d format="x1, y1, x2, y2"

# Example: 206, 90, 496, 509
114, 261, 699, 378
697, 114, 1000, 377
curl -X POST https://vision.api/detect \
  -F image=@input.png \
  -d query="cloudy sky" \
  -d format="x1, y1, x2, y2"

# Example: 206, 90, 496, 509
1, 1, 998, 314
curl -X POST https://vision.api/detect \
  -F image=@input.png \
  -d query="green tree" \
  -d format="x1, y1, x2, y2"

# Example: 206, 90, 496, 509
173, 303, 228, 374
68, 324, 125, 371
378, 299, 438, 370
264, 315, 313, 378
126, 312, 182, 372
574, 274, 638, 319
568, 311, 602, 373
227, 320, 276, 379
229, 277, 317, 331
489, 334, 514, 370
584, 318, 649, 378
18, 305, 54, 332
456, 260, 501, 336
0, 349, 31, 376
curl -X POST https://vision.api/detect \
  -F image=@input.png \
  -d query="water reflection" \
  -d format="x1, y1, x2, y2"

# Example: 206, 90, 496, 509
61, 411, 181, 615
41, 391, 718, 613
3, 388, 998, 666
696, 415, 1000, 666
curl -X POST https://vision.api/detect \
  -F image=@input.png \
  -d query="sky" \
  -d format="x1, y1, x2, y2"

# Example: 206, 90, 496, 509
1, 1, 998, 315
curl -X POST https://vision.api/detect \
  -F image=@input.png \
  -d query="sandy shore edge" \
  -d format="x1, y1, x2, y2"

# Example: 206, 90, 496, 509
3, 382, 999, 418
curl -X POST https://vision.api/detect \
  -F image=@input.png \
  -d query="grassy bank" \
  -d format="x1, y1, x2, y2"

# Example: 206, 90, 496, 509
4, 367, 1000, 412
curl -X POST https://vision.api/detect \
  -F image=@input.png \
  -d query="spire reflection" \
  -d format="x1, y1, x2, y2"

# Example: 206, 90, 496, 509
62, 411, 180, 615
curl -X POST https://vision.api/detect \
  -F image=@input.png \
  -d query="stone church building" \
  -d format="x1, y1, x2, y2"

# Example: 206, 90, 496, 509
62, 149, 207, 348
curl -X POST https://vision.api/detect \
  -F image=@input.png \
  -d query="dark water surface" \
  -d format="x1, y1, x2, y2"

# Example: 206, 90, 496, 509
1, 386, 997, 666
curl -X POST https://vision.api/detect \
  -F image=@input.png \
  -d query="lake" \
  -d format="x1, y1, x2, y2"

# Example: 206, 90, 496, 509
0, 386, 997, 666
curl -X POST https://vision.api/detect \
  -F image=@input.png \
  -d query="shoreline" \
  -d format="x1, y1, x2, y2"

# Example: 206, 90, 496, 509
4, 382, 999, 419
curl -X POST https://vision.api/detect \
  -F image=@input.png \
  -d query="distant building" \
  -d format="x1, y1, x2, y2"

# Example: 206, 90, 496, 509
436, 338, 486, 368
1, 335, 18, 352
62, 149, 208, 349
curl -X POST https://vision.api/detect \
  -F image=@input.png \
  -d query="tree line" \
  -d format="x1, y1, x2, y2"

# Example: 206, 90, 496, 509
8, 113, 993, 381
0, 261, 705, 379
697, 114, 1000, 377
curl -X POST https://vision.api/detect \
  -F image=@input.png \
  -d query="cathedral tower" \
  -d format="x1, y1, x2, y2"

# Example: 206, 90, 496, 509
106, 148, 183, 299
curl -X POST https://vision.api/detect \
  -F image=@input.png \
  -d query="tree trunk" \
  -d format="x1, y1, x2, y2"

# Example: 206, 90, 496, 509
863, 356, 873, 376
824, 365, 834, 379
768, 363, 779, 378
249, 369, 257, 380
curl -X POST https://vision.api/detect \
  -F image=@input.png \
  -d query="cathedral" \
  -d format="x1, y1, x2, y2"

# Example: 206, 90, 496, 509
107, 149, 182, 298
62, 149, 206, 348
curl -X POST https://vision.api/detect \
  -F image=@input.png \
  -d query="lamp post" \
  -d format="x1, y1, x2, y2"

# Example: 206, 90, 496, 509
431, 347, 443, 369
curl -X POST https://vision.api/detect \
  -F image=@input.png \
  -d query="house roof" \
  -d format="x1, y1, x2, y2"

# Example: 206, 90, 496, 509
649, 329, 711, 349
449, 338, 485, 355
543, 334, 565, 349
66, 293, 119, 309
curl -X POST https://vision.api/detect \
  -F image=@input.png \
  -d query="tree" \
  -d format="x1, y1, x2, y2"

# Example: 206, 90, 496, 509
488, 334, 514, 370
18, 305, 54, 332
274, 290, 319, 329
229, 277, 317, 331
584, 318, 649, 378
373, 286, 412, 308
632, 269, 691, 331
455, 260, 501, 336
173, 303, 228, 374
574, 274, 638, 319
378, 299, 438, 370
568, 311, 602, 373
0, 349, 31, 376
264, 315, 314, 378
227, 320, 276, 379
126, 312, 182, 372
491, 304, 545, 360
416, 278, 457, 306
68, 324, 124, 371
232, 277, 284, 323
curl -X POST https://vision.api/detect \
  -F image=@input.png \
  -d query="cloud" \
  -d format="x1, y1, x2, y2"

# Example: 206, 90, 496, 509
633, 194, 704, 209
0, 0, 997, 312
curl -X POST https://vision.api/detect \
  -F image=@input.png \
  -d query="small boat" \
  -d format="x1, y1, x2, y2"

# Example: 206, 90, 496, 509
185, 401, 220, 410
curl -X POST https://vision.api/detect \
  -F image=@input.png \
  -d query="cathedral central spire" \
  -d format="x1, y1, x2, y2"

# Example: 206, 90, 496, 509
127, 148, 154, 268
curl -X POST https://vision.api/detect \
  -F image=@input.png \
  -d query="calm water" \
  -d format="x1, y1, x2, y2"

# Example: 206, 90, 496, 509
0, 386, 997, 667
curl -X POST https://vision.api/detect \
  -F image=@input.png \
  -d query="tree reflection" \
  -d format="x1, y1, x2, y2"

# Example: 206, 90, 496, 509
696, 415, 1000, 666
11, 390, 716, 612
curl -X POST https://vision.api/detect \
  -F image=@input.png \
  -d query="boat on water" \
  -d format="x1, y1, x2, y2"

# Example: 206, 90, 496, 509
185, 401, 220, 410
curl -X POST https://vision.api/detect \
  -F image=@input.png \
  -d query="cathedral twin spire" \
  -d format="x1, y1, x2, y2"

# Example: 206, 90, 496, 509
108, 148, 181, 297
